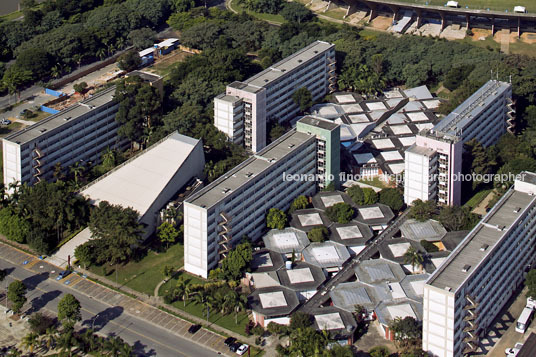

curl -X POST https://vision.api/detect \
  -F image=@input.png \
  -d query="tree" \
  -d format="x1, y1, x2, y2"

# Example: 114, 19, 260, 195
57, 294, 81, 329
325, 202, 354, 224
74, 242, 94, 269
408, 199, 436, 221
157, 222, 179, 249
289, 195, 309, 213
307, 226, 328, 242
290, 312, 313, 329
526, 269, 536, 299
0, 268, 6, 283
379, 188, 404, 211
266, 208, 287, 230
219, 241, 253, 281
128, 28, 157, 50
171, 0, 196, 12
292, 87, 312, 113
403, 247, 424, 273
347, 185, 364, 205
438, 205, 479, 231
280, 2, 313, 24
162, 265, 174, 278
8, 280, 27, 313
288, 327, 328, 356
242, 0, 283, 14
73, 82, 88, 95
117, 50, 142, 72
28, 312, 55, 335
362, 187, 378, 205
389, 316, 421, 345
20, 332, 39, 353
2, 66, 33, 101
88, 201, 142, 265
369, 346, 390, 357
268, 122, 286, 143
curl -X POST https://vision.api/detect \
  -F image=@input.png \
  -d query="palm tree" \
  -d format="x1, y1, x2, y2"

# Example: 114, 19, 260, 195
403, 246, 424, 273
222, 290, 238, 315
205, 295, 215, 322
119, 341, 133, 356
20, 332, 39, 353
57, 329, 76, 357
41, 326, 58, 351
97, 48, 107, 61
116, 37, 126, 51
104, 336, 124, 356
235, 294, 247, 324
51, 65, 62, 79
72, 54, 84, 70
70, 161, 85, 188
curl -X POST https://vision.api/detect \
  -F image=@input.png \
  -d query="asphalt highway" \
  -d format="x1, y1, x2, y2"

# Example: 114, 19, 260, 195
0, 258, 219, 357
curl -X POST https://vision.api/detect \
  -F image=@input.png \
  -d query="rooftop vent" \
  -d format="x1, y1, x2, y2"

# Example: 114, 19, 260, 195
462, 265, 471, 273
268, 158, 276, 163
444, 286, 451, 292
479, 244, 489, 252
63, 116, 72, 121
39, 129, 47, 133
222, 188, 231, 194
288, 144, 295, 149
514, 207, 521, 213
245, 172, 254, 178
298, 59, 302, 63
314, 50, 318, 54
264, 79, 269, 83
496, 225, 506, 231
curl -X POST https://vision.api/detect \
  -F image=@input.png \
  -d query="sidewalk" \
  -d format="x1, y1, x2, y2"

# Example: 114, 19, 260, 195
0, 241, 257, 356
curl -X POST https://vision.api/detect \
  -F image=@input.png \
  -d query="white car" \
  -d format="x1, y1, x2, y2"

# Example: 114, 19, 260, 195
236, 344, 249, 355
505, 343, 523, 356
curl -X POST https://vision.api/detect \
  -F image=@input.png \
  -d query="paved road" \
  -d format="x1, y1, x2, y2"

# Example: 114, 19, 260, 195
0, 86, 43, 111
0, 258, 218, 357
299, 208, 410, 312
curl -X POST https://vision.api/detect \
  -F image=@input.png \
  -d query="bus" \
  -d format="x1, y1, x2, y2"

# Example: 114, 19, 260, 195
515, 307, 534, 333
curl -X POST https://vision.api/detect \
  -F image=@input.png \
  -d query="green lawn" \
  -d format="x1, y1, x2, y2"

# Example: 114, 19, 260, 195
509, 40, 536, 57
229, 0, 286, 24
463, 189, 491, 208
358, 176, 388, 189
89, 242, 184, 295
393, 0, 535, 13
0, 122, 23, 138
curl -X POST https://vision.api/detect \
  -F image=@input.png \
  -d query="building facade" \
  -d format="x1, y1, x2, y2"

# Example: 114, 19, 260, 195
404, 80, 513, 206
184, 117, 340, 278
422, 172, 536, 357
3, 87, 128, 187
214, 41, 336, 153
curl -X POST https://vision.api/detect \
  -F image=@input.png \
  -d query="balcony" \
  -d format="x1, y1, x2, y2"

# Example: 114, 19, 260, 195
32, 148, 43, 159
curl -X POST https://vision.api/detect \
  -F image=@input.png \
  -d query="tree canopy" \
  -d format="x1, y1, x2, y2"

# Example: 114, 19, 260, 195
57, 294, 82, 328
408, 200, 436, 221
8, 280, 27, 313
266, 208, 287, 230
379, 188, 404, 211
325, 202, 354, 224
307, 226, 329, 242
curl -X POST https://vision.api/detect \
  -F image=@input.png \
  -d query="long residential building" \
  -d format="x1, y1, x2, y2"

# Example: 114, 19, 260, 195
404, 80, 514, 206
422, 172, 536, 357
3, 86, 127, 187
214, 41, 336, 153
184, 117, 340, 278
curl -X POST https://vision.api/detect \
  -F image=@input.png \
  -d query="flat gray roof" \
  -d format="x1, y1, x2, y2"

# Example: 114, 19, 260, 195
427, 186, 536, 292
186, 129, 314, 209
405, 144, 435, 157
299, 116, 339, 131
433, 80, 511, 136
244, 41, 334, 88
5, 86, 116, 145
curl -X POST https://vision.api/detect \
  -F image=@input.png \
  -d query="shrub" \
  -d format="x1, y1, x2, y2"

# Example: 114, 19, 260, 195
325, 203, 354, 224
307, 226, 329, 242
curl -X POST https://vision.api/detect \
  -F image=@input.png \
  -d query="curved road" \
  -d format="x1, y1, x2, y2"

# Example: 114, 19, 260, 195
0, 258, 218, 357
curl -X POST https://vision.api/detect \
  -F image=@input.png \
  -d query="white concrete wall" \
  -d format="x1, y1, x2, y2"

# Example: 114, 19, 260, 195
422, 284, 455, 357
404, 149, 432, 204
184, 202, 209, 278
2, 140, 21, 189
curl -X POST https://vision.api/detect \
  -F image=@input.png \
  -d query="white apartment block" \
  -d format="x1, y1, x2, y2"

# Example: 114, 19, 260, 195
3, 87, 128, 187
214, 40, 336, 153
422, 172, 536, 357
184, 118, 340, 278
404, 80, 513, 206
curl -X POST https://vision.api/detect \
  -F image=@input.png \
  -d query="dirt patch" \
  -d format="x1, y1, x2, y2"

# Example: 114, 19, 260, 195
370, 16, 392, 30
470, 28, 492, 41
521, 32, 536, 44
307, 0, 329, 12
152, 51, 192, 70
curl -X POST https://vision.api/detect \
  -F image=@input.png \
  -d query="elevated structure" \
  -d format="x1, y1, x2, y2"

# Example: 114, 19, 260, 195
81, 132, 204, 237
404, 80, 513, 206
3, 87, 127, 188
183, 117, 340, 278
422, 172, 536, 357
214, 41, 336, 152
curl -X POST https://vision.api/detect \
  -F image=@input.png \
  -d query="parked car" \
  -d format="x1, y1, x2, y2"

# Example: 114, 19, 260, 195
224, 337, 236, 347
229, 342, 241, 352
236, 344, 249, 355
56, 270, 71, 281
0, 118, 11, 125
505, 343, 523, 356
188, 324, 201, 334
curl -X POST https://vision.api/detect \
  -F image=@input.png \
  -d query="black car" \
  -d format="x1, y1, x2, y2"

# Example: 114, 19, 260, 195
188, 324, 201, 334
224, 337, 236, 347
229, 342, 241, 352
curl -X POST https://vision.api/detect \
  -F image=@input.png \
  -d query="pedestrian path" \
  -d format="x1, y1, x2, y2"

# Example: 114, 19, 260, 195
0, 241, 239, 356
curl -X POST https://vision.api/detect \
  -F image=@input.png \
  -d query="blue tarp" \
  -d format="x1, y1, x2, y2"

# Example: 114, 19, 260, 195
40, 105, 60, 114
45, 88, 65, 97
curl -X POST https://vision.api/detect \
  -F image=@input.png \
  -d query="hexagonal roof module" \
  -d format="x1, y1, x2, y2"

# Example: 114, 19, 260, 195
353, 258, 406, 285
290, 208, 332, 232
250, 249, 285, 273
374, 299, 423, 327
309, 306, 357, 340
248, 286, 300, 319
302, 241, 351, 269
262, 228, 310, 255
311, 191, 356, 211
329, 221, 374, 247
276, 261, 327, 291
354, 203, 395, 227
329, 281, 379, 312
400, 219, 447, 242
